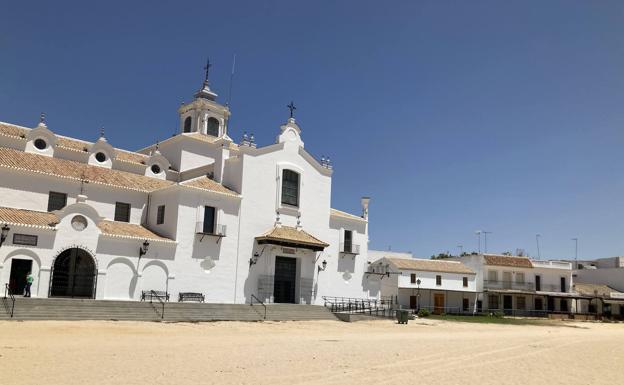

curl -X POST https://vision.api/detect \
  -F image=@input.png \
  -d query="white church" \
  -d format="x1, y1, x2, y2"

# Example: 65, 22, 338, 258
0, 65, 372, 305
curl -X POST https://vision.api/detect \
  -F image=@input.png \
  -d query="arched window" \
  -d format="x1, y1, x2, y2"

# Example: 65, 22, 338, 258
207, 117, 220, 136
183, 117, 192, 133
281, 169, 300, 207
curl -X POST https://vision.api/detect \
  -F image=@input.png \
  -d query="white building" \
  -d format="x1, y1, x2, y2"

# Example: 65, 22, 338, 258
457, 253, 576, 315
368, 251, 477, 314
0, 68, 372, 305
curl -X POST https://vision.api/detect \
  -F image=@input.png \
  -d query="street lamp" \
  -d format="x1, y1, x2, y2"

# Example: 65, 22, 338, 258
416, 278, 422, 312
0, 224, 10, 247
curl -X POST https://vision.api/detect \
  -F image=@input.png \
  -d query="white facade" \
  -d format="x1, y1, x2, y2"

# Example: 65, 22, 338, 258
0, 73, 372, 305
368, 253, 478, 313
457, 254, 575, 314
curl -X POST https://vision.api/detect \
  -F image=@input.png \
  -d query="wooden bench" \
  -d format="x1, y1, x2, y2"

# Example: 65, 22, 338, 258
178, 292, 205, 303
141, 290, 170, 302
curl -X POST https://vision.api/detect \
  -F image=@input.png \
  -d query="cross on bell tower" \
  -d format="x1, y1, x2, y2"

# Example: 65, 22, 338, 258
203, 58, 212, 83
287, 101, 296, 119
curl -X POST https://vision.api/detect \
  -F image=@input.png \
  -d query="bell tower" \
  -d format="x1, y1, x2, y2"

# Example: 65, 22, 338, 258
178, 58, 231, 138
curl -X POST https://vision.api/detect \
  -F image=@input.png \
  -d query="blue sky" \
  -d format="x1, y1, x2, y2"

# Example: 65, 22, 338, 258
2, 1, 623, 260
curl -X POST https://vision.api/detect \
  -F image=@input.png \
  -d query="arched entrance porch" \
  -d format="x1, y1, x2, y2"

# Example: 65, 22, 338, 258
49, 248, 97, 298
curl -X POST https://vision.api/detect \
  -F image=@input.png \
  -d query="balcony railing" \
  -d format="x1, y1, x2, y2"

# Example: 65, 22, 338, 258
340, 242, 360, 255
195, 222, 227, 237
535, 284, 568, 293
484, 280, 534, 291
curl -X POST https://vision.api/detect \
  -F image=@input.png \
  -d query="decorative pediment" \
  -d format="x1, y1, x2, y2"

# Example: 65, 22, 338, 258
25, 121, 57, 157
88, 137, 116, 168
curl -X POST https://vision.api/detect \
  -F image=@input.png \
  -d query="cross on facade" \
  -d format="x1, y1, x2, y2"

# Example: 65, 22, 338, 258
204, 58, 212, 82
287, 101, 296, 118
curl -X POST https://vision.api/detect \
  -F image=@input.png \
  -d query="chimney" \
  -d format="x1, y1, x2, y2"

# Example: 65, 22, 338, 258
361, 196, 370, 220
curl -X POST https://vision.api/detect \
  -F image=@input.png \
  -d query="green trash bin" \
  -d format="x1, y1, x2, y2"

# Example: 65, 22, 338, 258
397, 309, 409, 324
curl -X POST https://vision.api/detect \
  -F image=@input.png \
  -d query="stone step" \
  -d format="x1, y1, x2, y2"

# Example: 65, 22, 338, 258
0, 298, 337, 322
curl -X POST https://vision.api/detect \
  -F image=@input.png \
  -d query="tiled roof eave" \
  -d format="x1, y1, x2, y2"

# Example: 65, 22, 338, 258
398, 267, 476, 275
255, 235, 329, 248
0, 164, 155, 193
99, 232, 176, 244
0, 221, 57, 231
177, 183, 241, 198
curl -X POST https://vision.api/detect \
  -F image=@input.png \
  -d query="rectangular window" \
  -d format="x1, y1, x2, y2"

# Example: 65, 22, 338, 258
410, 273, 416, 284
487, 270, 498, 282
462, 298, 469, 312
535, 275, 541, 291
12, 233, 38, 246
463, 277, 468, 287
436, 275, 442, 286
344, 230, 353, 253
156, 205, 165, 225
488, 295, 499, 310
516, 272, 525, 284
114, 202, 131, 222
281, 169, 299, 207
517, 296, 526, 310
47, 191, 67, 212
560, 277, 566, 293
203, 206, 216, 234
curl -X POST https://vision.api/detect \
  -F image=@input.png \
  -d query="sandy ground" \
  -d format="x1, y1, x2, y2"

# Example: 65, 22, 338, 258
0, 319, 623, 385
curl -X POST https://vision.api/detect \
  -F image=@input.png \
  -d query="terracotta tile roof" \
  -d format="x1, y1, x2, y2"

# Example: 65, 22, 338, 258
483, 254, 533, 268
97, 220, 174, 243
0, 207, 58, 229
574, 283, 621, 298
330, 208, 366, 222
256, 225, 329, 250
0, 122, 28, 138
387, 257, 475, 274
0, 122, 148, 165
0, 147, 173, 193
180, 176, 239, 197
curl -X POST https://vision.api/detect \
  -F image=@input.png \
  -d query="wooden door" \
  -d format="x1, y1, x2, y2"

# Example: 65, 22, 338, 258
434, 294, 445, 314
410, 295, 417, 309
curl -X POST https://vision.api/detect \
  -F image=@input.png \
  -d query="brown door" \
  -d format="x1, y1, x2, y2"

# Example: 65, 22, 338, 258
409, 295, 417, 309
434, 293, 445, 314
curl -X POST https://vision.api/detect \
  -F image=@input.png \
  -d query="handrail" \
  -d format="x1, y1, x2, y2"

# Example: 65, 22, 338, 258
4, 283, 15, 318
149, 289, 165, 320
250, 294, 266, 320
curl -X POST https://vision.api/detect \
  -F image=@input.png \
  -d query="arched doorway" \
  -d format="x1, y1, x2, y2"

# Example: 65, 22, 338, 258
50, 248, 97, 298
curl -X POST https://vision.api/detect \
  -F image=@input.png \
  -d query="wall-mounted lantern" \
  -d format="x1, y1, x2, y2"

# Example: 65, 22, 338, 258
0, 224, 10, 247
139, 240, 150, 258
249, 252, 260, 267
318, 260, 327, 273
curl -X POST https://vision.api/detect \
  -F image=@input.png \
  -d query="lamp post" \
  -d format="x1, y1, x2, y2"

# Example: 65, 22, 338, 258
416, 278, 421, 312
0, 224, 10, 247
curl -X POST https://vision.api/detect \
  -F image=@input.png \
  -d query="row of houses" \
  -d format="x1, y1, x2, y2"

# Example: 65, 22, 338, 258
366, 251, 624, 319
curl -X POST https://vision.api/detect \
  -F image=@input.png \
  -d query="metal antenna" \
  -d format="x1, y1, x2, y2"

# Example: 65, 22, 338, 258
227, 54, 236, 107
457, 245, 463, 256
536, 234, 541, 260
475, 231, 482, 253
482, 231, 492, 253
572, 238, 578, 269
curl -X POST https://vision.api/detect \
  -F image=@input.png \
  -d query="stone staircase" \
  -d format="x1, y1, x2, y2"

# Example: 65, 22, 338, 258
0, 297, 337, 322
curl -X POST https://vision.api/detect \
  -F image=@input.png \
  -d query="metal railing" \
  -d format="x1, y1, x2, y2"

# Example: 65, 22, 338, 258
339, 243, 360, 255
322, 296, 395, 317
484, 280, 535, 291
4, 283, 15, 318
148, 290, 165, 320
250, 294, 267, 320
535, 284, 568, 293
195, 222, 227, 236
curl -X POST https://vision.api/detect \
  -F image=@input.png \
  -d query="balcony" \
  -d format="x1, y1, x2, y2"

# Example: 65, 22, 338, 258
340, 242, 360, 255
484, 280, 534, 292
195, 222, 226, 242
